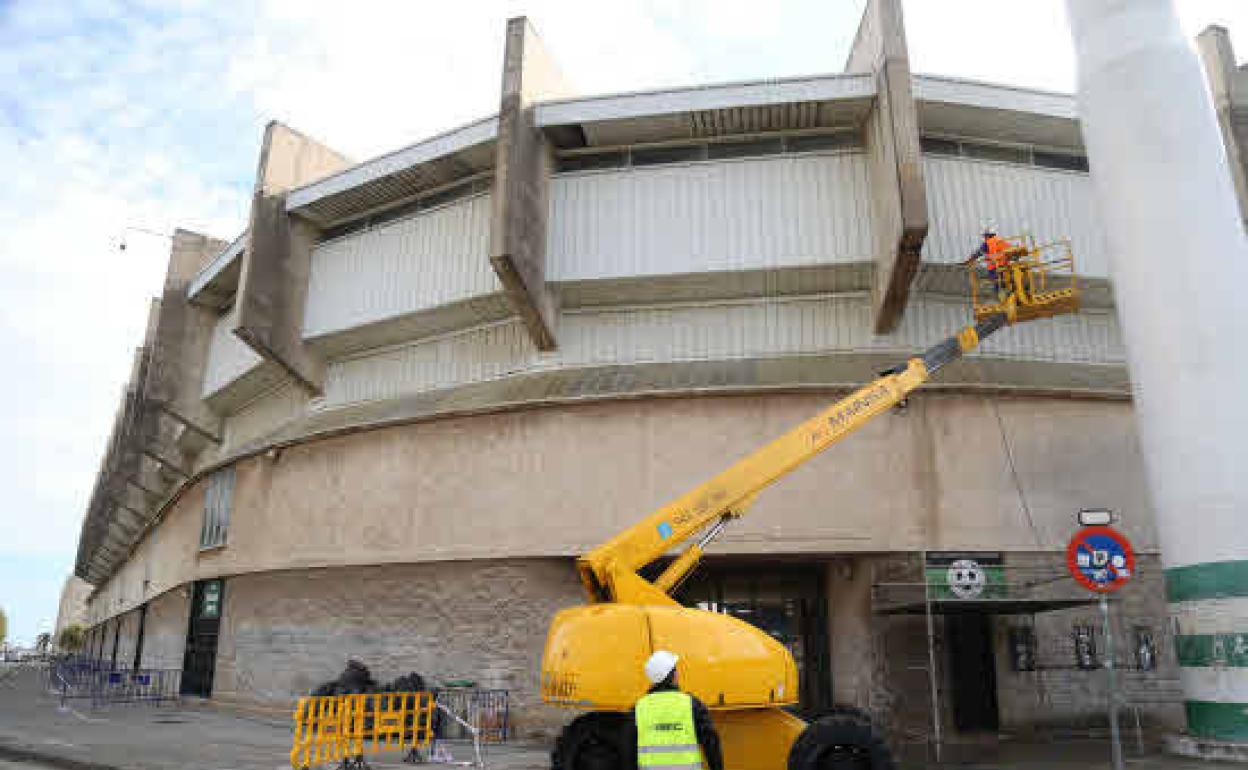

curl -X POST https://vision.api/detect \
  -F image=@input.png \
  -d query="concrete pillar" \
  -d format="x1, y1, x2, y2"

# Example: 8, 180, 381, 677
1066, 0, 1248, 746
844, 0, 927, 334
1195, 26, 1248, 228
235, 122, 351, 393
490, 17, 573, 351
827, 557, 879, 712
145, 229, 229, 442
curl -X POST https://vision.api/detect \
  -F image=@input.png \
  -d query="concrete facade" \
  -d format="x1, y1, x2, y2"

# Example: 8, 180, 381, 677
65, 7, 1248, 752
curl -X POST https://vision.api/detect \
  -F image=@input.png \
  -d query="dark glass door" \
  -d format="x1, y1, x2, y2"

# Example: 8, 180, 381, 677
947, 613, 1000, 732
132, 603, 148, 671
181, 579, 224, 697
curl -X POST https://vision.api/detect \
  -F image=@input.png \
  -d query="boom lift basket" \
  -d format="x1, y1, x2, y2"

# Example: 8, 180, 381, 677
969, 235, 1079, 323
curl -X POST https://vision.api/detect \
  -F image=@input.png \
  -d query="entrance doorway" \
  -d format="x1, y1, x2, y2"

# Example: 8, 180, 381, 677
181, 579, 224, 697
675, 561, 831, 714
109, 619, 120, 669
946, 614, 1000, 732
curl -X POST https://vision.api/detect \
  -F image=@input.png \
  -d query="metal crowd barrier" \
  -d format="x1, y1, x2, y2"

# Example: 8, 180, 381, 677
44, 658, 181, 707
431, 688, 510, 743
291, 692, 435, 770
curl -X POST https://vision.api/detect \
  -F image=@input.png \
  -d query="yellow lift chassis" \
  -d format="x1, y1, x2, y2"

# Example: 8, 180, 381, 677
543, 255, 1077, 770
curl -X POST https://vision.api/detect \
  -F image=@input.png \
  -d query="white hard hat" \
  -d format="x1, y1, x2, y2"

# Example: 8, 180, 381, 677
644, 650, 680, 684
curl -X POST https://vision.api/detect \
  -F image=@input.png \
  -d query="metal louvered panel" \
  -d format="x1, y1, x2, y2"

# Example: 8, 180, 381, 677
202, 307, 262, 397
548, 153, 875, 281
690, 102, 827, 137
303, 193, 498, 339
921, 156, 1111, 277
304, 166, 430, 224
198, 467, 234, 550
322, 296, 1126, 408
288, 115, 497, 226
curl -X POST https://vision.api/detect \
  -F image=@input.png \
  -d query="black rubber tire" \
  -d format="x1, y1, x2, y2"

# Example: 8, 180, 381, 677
787, 714, 895, 770
551, 712, 631, 770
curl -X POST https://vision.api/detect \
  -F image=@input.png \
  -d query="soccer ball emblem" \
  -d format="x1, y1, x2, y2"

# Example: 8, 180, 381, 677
947, 559, 986, 599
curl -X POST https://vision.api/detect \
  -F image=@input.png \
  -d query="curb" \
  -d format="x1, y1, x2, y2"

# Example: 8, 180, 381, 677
0, 741, 125, 770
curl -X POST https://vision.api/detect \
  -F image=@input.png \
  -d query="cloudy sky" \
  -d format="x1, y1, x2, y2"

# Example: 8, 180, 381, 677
1, 0, 1245, 645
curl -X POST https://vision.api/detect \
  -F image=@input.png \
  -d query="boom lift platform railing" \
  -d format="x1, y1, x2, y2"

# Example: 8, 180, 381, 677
969, 235, 1079, 324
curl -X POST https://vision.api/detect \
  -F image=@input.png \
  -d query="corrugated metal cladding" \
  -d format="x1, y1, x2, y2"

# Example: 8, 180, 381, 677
303, 194, 498, 339
322, 297, 1125, 408
921, 156, 1111, 277
202, 307, 262, 398
548, 154, 876, 281
222, 381, 308, 452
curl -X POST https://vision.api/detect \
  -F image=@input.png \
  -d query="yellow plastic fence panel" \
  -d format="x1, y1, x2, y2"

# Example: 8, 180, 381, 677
291, 692, 434, 769
291, 694, 347, 769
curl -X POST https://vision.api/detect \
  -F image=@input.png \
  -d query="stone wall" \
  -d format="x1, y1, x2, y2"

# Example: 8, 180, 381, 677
991, 553, 1184, 733
141, 588, 189, 670
212, 558, 584, 735
869, 552, 1184, 742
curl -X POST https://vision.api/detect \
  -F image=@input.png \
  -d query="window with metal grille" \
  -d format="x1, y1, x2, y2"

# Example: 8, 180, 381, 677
921, 134, 1090, 173
707, 136, 784, 160
199, 467, 234, 550
556, 130, 864, 173
1034, 150, 1090, 172
962, 142, 1031, 165
920, 136, 961, 156
316, 174, 493, 243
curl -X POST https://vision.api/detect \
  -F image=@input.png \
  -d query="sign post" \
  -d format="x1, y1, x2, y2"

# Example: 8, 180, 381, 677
1100, 594, 1122, 770
1067, 524, 1135, 770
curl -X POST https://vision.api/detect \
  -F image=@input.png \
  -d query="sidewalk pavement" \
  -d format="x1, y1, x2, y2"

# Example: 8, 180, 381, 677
0, 664, 1236, 769
0, 666, 548, 770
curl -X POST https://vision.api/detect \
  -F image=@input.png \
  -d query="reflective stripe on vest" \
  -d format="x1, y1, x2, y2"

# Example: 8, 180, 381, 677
635, 691, 703, 770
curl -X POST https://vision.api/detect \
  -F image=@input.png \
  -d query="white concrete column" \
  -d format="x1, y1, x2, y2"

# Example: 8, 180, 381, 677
1066, 0, 1248, 743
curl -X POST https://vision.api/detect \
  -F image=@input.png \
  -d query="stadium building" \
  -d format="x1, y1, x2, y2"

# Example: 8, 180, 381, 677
64, 1, 1248, 746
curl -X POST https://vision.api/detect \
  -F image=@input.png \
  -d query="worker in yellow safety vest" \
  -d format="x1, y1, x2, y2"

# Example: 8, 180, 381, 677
631, 651, 723, 770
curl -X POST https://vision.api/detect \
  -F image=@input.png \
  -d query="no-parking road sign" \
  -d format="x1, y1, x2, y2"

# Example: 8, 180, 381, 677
1066, 525, 1135, 593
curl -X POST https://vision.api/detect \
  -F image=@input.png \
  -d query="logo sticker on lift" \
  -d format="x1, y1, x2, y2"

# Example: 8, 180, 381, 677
657, 522, 674, 540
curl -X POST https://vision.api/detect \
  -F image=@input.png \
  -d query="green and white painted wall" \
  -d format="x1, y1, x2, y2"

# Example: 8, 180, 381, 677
1169, 571, 1248, 739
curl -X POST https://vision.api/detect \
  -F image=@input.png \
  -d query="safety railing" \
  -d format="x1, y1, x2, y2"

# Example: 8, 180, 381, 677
44, 658, 181, 708
967, 235, 1079, 323
291, 692, 435, 770
432, 688, 510, 743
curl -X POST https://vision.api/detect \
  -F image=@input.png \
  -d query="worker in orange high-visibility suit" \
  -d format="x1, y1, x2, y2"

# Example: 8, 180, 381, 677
965, 229, 1015, 298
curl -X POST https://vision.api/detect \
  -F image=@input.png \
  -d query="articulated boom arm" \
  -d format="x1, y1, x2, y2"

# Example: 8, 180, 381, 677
576, 313, 1009, 605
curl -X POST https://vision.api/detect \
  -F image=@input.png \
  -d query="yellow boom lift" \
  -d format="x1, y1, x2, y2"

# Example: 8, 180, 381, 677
541, 238, 1079, 770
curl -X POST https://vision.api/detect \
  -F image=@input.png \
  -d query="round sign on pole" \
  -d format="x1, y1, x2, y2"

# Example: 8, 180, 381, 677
1066, 526, 1135, 593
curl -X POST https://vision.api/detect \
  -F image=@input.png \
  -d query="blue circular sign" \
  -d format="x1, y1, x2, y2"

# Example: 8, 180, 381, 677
1066, 525, 1135, 593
